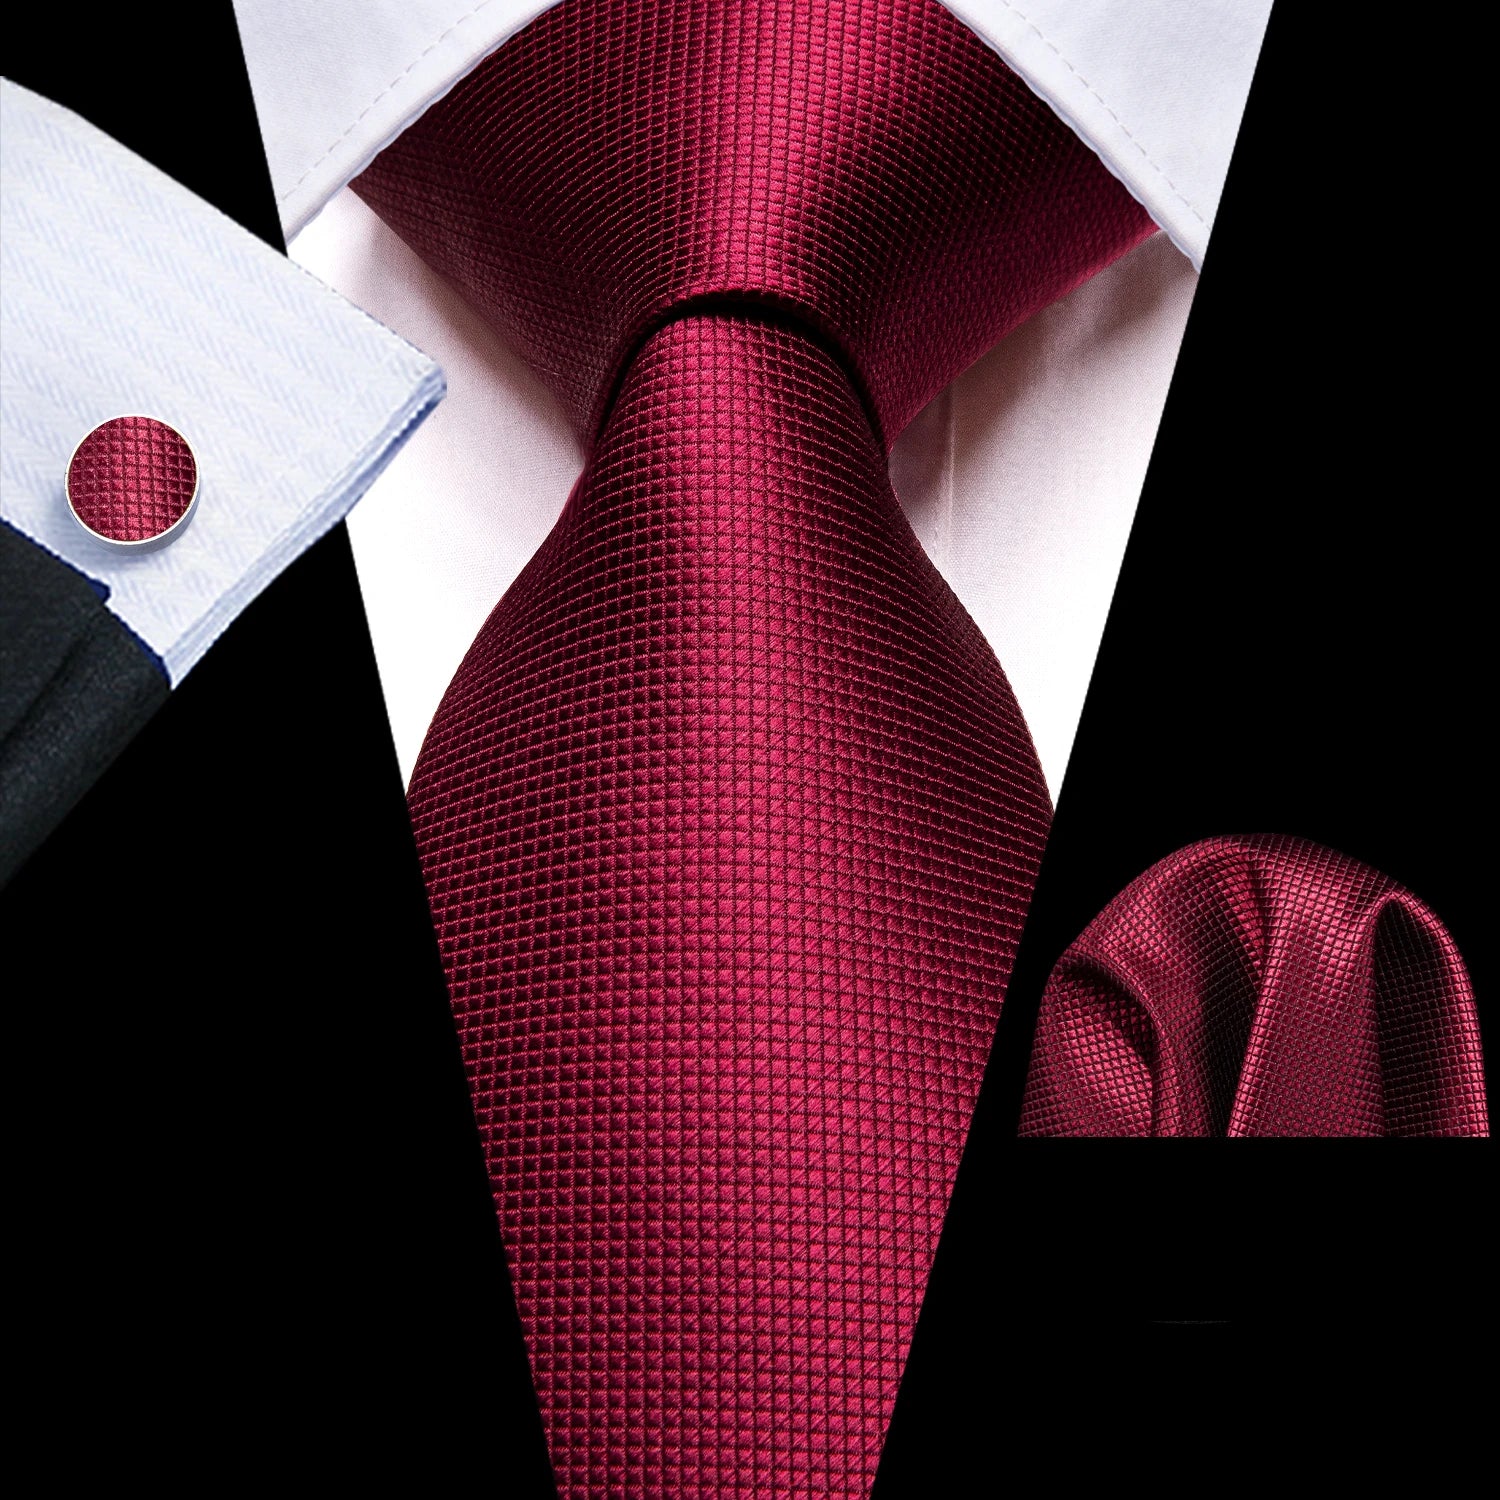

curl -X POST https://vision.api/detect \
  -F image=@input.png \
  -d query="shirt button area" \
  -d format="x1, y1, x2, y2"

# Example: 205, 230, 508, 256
65, 416, 199, 550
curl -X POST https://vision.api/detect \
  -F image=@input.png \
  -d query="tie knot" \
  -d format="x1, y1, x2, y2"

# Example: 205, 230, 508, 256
355, 0, 1154, 448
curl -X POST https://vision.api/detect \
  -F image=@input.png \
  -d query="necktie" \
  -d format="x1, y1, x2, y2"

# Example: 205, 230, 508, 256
1019, 835, 1488, 1137
354, 0, 1152, 1490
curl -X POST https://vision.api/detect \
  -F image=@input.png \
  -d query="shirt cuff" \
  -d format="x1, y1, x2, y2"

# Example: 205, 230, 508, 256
0, 78, 446, 683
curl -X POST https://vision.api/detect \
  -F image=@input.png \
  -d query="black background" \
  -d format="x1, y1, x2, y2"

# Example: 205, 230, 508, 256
4, 4, 1490, 1490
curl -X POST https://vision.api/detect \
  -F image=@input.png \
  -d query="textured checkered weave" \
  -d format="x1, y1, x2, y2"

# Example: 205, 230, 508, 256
66, 416, 196, 542
355, 0, 1152, 1491
1019, 835, 1488, 1137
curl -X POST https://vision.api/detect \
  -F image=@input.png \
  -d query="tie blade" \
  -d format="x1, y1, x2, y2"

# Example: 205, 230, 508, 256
410, 315, 1051, 1496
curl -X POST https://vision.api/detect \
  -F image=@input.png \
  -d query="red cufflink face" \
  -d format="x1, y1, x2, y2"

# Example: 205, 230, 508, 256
65, 415, 199, 550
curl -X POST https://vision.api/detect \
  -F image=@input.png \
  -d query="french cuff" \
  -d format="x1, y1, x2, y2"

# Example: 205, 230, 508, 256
0, 78, 446, 684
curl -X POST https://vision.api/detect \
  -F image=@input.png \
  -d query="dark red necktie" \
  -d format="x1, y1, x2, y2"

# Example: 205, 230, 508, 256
355, 0, 1151, 1490
1019, 835, 1488, 1137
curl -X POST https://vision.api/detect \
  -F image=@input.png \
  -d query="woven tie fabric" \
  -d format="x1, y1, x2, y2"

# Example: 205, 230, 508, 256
355, 1, 1153, 1492
65, 415, 197, 543
1018, 835, 1489, 1137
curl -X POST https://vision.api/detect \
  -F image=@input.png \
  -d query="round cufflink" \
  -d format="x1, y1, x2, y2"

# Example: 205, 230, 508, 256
65, 415, 200, 551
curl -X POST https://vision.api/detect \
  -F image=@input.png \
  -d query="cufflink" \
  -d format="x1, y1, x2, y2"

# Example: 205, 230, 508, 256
65, 415, 200, 551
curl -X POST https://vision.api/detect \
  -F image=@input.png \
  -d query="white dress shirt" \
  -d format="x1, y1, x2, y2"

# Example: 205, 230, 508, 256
233, 0, 1272, 791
